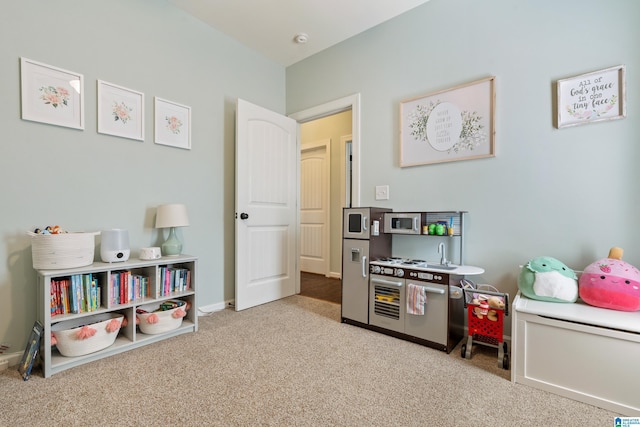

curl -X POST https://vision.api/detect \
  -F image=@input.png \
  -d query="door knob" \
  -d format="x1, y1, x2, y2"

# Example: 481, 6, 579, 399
240, 213, 249, 220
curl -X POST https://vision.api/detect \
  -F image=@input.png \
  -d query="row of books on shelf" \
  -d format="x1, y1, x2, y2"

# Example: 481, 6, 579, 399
50, 267, 191, 315
50, 274, 101, 316
110, 271, 150, 306
159, 267, 191, 296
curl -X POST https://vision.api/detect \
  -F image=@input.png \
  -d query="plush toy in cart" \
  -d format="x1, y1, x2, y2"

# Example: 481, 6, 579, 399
518, 256, 578, 303
579, 247, 640, 311
472, 295, 504, 321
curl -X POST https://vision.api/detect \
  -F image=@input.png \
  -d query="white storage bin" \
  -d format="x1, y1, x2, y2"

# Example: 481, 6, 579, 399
29, 231, 98, 269
52, 313, 124, 357
137, 300, 187, 334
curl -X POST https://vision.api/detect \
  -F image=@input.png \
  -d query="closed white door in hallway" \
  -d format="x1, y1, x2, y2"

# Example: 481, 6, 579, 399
300, 140, 330, 275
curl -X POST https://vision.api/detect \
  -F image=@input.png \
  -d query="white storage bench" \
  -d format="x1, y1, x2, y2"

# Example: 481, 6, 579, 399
511, 292, 640, 415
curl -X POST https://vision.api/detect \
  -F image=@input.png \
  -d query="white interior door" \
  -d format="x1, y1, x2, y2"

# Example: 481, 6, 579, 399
300, 140, 330, 275
235, 99, 298, 311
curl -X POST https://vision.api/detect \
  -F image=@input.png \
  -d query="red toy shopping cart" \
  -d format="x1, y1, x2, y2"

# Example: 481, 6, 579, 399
460, 281, 510, 369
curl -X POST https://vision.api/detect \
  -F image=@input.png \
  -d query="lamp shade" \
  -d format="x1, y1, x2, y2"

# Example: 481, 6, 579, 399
155, 204, 190, 228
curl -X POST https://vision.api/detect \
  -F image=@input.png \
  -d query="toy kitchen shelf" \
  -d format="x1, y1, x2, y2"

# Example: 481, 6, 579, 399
36, 255, 198, 378
420, 211, 467, 265
421, 211, 466, 237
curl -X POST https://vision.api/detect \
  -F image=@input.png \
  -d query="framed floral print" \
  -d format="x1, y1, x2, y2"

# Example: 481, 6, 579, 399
556, 65, 626, 128
97, 80, 145, 141
20, 57, 84, 130
154, 97, 191, 150
400, 76, 495, 167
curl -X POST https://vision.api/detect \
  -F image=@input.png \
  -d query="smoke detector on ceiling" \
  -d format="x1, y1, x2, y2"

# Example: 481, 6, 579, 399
293, 33, 309, 44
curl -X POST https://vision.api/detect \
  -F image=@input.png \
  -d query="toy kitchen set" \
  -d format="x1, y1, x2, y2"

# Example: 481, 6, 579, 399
341, 207, 484, 353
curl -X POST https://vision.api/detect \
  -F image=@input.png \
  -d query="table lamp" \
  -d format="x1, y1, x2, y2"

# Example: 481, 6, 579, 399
155, 203, 189, 256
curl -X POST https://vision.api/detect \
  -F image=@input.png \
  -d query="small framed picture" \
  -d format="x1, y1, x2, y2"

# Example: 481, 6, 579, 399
97, 80, 145, 141
20, 57, 84, 130
556, 65, 626, 128
154, 97, 191, 150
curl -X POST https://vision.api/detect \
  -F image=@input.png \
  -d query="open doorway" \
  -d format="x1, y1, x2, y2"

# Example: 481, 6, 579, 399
290, 94, 362, 303
299, 113, 349, 304
299, 111, 350, 279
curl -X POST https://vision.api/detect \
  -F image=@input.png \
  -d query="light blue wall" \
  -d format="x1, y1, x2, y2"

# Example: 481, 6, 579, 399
287, 0, 640, 307
2, 0, 639, 353
0, 1, 285, 351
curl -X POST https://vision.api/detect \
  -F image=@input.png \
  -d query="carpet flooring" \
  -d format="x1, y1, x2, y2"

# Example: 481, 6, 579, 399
0, 295, 619, 426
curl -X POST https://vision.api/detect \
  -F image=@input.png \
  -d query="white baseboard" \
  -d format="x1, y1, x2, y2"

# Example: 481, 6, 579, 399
0, 352, 22, 369
197, 301, 231, 316
328, 271, 341, 279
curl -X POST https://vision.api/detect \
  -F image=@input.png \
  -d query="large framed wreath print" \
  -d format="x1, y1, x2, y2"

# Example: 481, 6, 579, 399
400, 76, 495, 167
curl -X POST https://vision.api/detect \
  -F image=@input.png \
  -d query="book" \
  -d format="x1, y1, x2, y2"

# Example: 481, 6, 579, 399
91, 277, 99, 311
18, 320, 44, 381
84, 274, 92, 312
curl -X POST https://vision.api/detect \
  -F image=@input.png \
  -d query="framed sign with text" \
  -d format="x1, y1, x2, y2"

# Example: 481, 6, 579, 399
557, 65, 626, 128
400, 76, 495, 167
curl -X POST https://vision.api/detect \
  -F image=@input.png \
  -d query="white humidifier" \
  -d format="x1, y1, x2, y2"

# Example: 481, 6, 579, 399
100, 229, 130, 263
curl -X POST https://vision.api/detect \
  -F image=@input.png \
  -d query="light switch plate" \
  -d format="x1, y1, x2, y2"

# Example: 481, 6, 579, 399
375, 185, 389, 200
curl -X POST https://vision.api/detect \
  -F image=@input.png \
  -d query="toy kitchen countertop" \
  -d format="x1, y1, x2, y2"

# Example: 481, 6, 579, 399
370, 257, 484, 276
426, 264, 484, 275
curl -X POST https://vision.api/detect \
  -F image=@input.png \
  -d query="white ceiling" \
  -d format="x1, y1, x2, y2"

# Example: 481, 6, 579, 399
169, 0, 431, 67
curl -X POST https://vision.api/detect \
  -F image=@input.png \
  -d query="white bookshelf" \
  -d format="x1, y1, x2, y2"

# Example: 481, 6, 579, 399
36, 255, 197, 378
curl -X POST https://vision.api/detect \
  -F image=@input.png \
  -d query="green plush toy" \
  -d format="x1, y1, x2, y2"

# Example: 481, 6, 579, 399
518, 256, 578, 303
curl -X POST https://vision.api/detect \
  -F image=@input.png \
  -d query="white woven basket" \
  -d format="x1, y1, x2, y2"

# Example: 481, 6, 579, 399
52, 313, 123, 357
137, 300, 187, 334
28, 231, 98, 269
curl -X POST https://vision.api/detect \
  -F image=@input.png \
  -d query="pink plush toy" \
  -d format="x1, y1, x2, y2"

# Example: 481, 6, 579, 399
579, 247, 640, 311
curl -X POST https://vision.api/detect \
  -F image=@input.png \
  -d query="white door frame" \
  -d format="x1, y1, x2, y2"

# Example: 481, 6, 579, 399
340, 134, 352, 209
290, 93, 361, 292
290, 93, 361, 207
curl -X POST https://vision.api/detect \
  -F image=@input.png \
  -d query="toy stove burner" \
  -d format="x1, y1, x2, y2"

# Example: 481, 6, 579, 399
377, 257, 403, 263
401, 259, 426, 266
373, 258, 428, 267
